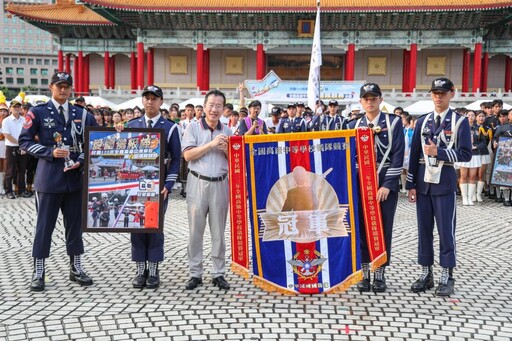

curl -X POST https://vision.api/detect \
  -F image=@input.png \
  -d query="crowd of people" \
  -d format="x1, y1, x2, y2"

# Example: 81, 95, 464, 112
1, 72, 511, 298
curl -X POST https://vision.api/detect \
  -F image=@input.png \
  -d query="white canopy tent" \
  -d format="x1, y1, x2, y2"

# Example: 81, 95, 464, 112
24, 95, 50, 105
464, 100, 511, 111
404, 100, 455, 116
178, 97, 205, 108
79, 96, 119, 110
117, 97, 170, 110
380, 101, 397, 113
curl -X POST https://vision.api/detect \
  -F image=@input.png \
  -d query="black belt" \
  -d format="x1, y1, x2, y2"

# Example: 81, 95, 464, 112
419, 159, 454, 166
190, 170, 227, 182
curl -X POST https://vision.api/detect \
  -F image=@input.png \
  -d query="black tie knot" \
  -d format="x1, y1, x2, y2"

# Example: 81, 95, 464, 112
147, 119, 153, 128
435, 115, 441, 130
58, 105, 65, 122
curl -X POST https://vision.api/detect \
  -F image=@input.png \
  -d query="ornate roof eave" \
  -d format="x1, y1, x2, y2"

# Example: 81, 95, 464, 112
5, 0, 115, 27
81, 0, 512, 13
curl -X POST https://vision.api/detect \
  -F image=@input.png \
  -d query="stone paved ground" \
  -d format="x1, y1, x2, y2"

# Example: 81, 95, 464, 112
0, 191, 511, 341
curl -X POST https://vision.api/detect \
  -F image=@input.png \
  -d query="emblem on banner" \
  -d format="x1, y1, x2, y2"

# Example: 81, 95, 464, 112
287, 249, 327, 279
232, 143, 241, 151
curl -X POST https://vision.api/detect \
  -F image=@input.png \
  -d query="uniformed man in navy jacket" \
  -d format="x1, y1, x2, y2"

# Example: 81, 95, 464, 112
19, 72, 98, 291
349, 83, 405, 293
406, 78, 472, 296
127, 85, 181, 289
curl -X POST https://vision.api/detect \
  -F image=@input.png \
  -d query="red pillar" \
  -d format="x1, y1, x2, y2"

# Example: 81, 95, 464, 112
130, 52, 137, 93
481, 52, 489, 93
203, 49, 210, 90
147, 48, 154, 85
84, 54, 90, 95
137, 42, 144, 90
472, 42, 482, 92
408, 44, 417, 92
109, 55, 116, 89
58, 50, 64, 71
73, 54, 78, 90
104, 51, 110, 89
402, 49, 410, 92
505, 56, 512, 92
256, 44, 266, 80
77, 51, 83, 95
65, 54, 71, 74
344, 43, 355, 81
196, 43, 204, 91
462, 49, 470, 93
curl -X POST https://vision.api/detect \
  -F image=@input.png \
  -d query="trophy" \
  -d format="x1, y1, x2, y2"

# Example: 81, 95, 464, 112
421, 128, 437, 167
53, 132, 76, 171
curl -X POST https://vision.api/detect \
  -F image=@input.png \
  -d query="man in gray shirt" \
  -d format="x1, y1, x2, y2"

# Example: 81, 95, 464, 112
181, 90, 233, 290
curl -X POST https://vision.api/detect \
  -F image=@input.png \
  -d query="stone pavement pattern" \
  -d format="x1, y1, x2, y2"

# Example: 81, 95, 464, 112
0, 192, 511, 341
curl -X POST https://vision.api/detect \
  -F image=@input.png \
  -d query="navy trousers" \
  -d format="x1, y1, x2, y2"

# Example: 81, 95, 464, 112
131, 199, 168, 262
32, 191, 84, 258
416, 191, 457, 268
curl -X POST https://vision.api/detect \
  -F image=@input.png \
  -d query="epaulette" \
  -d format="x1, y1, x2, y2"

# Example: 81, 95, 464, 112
128, 116, 141, 123
418, 112, 431, 119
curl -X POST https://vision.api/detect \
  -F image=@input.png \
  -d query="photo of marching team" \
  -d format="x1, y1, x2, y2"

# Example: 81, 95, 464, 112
84, 128, 164, 232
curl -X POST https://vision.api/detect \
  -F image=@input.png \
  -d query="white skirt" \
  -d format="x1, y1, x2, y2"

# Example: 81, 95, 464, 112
456, 154, 482, 168
480, 154, 491, 165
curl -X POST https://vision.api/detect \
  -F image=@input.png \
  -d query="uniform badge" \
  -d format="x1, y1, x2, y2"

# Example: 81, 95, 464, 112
23, 115, 33, 129
43, 117, 56, 128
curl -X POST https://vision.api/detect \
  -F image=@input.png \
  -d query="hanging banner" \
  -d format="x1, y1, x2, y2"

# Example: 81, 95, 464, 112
355, 128, 387, 269
229, 130, 384, 294
244, 70, 363, 105
228, 136, 249, 278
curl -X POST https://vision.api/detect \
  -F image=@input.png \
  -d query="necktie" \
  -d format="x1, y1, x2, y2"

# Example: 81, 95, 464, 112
435, 115, 441, 131
147, 119, 153, 128
58, 105, 65, 122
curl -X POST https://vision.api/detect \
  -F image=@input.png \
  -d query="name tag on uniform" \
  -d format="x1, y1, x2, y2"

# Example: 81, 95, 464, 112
424, 162, 443, 184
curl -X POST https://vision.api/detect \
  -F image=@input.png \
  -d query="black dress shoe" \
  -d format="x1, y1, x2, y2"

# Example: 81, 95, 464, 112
504, 201, 512, 206
132, 270, 147, 288
21, 191, 32, 198
411, 272, 434, 293
212, 276, 230, 290
356, 278, 371, 293
435, 278, 455, 297
146, 271, 160, 289
373, 278, 387, 293
186, 277, 202, 290
69, 268, 93, 286
6, 192, 16, 199
30, 271, 45, 292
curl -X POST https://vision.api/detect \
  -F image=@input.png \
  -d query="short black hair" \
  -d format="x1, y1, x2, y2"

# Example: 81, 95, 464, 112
204, 89, 226, 107
224, 103, 234, 110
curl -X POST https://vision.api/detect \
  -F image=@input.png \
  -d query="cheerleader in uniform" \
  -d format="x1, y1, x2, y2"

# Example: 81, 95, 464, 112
474, 111, 492, 202
455, 111, 481, 205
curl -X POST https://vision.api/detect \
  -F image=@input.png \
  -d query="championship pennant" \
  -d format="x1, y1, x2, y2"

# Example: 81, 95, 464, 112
229, 129, 385, 294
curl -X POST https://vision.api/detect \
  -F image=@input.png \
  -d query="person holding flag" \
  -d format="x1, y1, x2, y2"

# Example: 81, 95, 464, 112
349, 83, 405, 293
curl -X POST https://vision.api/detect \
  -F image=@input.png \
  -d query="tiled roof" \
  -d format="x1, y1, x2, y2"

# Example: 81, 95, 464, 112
5, 0, 113, 26
81, 0, 512, 12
